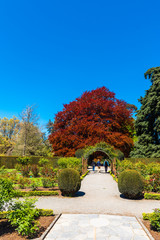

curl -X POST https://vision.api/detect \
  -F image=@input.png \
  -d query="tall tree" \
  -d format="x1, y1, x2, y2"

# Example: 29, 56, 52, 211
49, 87, 134, 157
13, 106, 52, 156
0, 117, 20, 154
130, 67, 160, 157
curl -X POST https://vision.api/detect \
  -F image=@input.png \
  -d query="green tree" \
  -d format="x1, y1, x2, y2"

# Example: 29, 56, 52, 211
130, 67, 160, 157
13, 106, 51, 156
0, 117, 20, 154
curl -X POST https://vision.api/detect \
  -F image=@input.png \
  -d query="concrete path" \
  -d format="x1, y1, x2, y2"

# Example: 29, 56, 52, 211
36, 167, 159, 217
45, 214, 150, 240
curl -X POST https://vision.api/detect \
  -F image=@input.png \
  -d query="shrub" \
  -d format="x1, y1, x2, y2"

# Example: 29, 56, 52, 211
42, 178, 55, 188
31, 164, 39, 177
30, 182, 39, 191
21, 165, 30, 177
14, 190, 58, 197
58, 168, 81, 196
118, 170, 144, 199
41, 166, 55, 178
15, 163, 22, 171
7, 198, 40, 238
17, 156, 32, 165
58, 157, 82, 173
144, 193, 160, 200
0, 178, 14, 211
149, 208, 160, 231
38, 158, 49, 166
18, 177, 31, 189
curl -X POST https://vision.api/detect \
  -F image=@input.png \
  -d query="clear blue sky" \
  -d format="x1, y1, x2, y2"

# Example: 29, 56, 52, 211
0, 0, 160, 129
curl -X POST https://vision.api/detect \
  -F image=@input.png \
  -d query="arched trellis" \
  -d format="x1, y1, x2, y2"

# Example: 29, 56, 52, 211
81, 142, 117, 174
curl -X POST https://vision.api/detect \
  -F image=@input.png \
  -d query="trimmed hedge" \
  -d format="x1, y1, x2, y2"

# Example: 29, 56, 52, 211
125, 158, 160, 164
144, 192, 160, 200
118, 170, 144, 199
58, 168, 81, 196
14, 190, 59, 197
0, 156, 60, 169
0, 208, 54, 219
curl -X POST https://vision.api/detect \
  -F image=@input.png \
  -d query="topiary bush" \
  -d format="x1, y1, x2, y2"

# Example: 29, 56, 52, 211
58, 168, 81, 196
118, 170, 144, 199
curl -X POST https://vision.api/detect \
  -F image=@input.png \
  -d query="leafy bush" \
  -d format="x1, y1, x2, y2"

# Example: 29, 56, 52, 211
41, 166, 55, 178
21, 165, 30, 177
30, 182, 39, 191
58, 168, 81, 196
149, 208, 160, 231
118, 170, 144, 199
7, 198, 40, 238
42, 178, 55, 188
37, 209, 53, 216
18, 177, 31, 189
17, 156, 32, 165
15, 163, 22, 171
58, 157, 82, 173
31, 164, 39, 177
0, 178, 14, 211
115, 149, 124, 160
117, 160, 134, 174
38, 158, 49, 166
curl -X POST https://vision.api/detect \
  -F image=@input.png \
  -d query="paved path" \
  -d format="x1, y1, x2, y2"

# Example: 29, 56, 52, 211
36, 167, 159, 217
45, 214, 150, 240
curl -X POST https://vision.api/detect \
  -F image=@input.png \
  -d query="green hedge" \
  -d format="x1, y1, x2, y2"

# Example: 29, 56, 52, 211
144, 192, 160, 200
14, 190, 59, 197
0, 156, 60, 169
0, 208, 53, 219
125, 158, 160, 164
142, 212, 153, 220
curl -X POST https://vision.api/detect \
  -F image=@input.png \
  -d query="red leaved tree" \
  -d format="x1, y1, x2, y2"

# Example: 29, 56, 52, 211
49, 87, 134, 157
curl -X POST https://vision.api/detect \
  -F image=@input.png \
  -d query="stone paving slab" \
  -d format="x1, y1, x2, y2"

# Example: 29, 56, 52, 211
45, 214, 150, 240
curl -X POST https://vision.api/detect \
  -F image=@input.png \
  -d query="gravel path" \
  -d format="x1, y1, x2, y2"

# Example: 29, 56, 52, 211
36, 167, 159, 217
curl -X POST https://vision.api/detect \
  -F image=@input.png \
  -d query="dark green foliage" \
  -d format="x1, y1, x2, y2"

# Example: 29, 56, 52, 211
131, 67, 160, 158
115, 149, 124, 160
118, 170, 144, 199
37, 209, 54, 216
7, 198, 40, 238
0, 156, 59, 169
17, 156, 32, 165
58, 168, 81, 196
31, 164, 39, 177
0, 178, 14, 211
146, 208, 160, 232
75, 149, 85, 158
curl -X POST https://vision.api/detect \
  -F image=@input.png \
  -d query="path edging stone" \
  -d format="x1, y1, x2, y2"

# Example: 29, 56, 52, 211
136, 216, 154, 240
33, 213, 62, 240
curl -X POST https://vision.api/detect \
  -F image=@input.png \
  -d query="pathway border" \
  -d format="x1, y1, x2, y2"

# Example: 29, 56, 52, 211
136, 216, 154, 240
34, 213, 62, 240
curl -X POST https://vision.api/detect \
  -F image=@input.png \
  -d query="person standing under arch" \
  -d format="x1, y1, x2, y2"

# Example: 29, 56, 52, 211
104, 159, 109, 173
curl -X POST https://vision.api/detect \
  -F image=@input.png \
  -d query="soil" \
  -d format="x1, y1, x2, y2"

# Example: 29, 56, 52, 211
142, 219, 160, 240
0, 215, 55, 239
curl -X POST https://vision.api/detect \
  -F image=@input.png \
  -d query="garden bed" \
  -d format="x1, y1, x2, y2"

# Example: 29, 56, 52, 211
142, 219, 160, 240
0, 215, 56, 239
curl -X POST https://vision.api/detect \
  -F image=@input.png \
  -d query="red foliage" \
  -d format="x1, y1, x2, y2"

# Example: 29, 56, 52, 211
49, 87, 134, 157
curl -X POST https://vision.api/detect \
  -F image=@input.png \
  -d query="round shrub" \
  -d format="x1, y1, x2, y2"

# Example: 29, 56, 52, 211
118, 170, 144, 199
58, 168, 81, 196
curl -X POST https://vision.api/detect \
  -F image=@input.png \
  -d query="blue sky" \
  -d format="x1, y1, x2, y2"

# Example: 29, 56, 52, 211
0, 0, 160, 129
